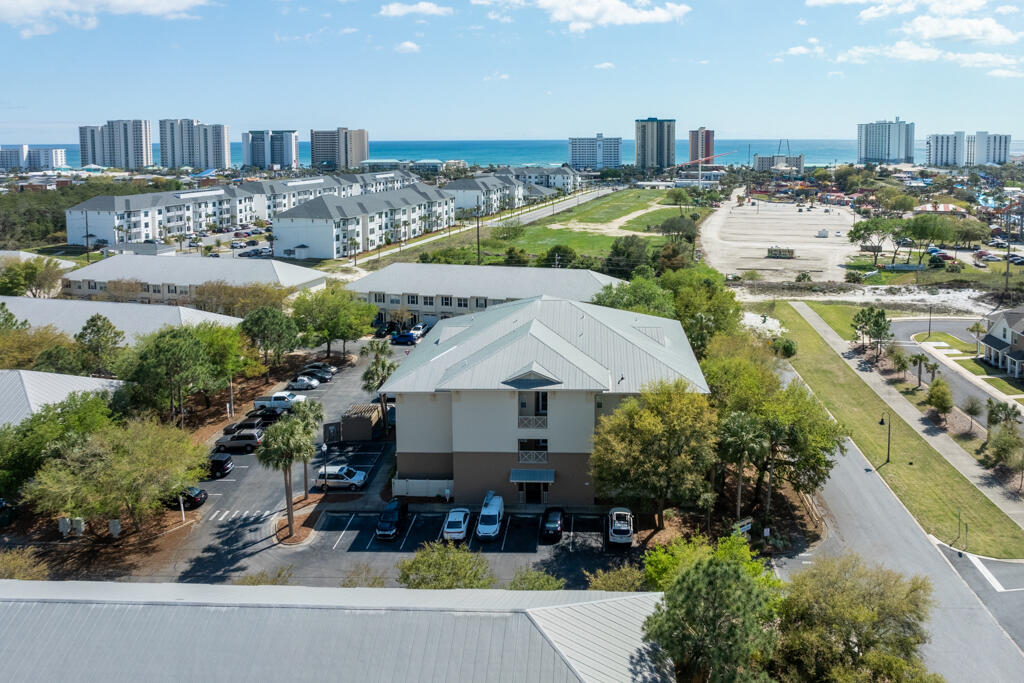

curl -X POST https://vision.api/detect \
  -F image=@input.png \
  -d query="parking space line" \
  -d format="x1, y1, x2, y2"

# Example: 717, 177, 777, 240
262, 511, 273, 519
242, 511, 249, 518
204, 509, 217, 521
335, 516, 356, 552
219, 479, 236, 482
399, 514, 417, 550
500, 520, 511, 551
208, 493, 223, 496
230, 511, 241, 520
234, 465, 249, 468
569, 515, 575, 551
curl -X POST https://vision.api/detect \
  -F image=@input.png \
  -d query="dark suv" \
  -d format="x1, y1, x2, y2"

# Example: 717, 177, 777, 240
214, 429, 263, 453
224, 417, 264, 435
209, 452, 235, 478
375, 498, 409, 541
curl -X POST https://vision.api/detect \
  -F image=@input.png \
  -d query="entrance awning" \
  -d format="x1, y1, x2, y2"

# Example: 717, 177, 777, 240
510, 469, 555, 483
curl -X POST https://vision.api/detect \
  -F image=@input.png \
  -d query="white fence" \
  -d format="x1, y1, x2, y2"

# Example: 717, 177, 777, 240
392, 478, 454, 498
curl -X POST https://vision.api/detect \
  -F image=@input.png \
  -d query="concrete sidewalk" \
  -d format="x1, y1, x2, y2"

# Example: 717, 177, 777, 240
790, 301, 1024, 529
922, 342, 1024, 402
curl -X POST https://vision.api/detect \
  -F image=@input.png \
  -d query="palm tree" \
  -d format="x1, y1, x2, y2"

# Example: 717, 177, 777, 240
968, 321, 986, 357
254, 418, 312, 537
718, 412, 766, 520
287, 400, 325, 500
911, 353, 928, 388
360, 340, 397, 426
925, 361, 939, 383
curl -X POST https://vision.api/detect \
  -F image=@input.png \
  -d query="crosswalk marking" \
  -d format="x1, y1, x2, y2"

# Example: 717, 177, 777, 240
204, 509, 275, 523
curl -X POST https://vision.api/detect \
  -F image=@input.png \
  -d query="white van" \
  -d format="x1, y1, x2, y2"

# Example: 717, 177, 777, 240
475, 491, 504, 540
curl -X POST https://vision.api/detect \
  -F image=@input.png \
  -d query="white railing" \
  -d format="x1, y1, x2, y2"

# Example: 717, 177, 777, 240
518, 415, 548, 429
518, 451, 548, 464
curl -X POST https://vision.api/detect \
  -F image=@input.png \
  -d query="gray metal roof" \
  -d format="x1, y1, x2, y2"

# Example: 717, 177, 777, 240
0, 581, 670, 683
69, 185, 255, 212
444, 175, 523, 192
381, 297, 708, 395
67, 254, 325, 289
347, 263, 622, 302
0, 295, 240, 341
526, 183, 559, 197
0, 370, 122, 427
275, 183, 452, 221
334, 169, 420, 186
236, 175, 356, 196
0, 251, 76, 270
497, 166, 580, 177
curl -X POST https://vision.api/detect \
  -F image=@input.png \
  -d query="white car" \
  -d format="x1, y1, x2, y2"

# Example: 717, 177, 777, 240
442, 507, 471, 541
287, 376, 319, 391
607, 507, 634, 545
315, 465, 367, 491
475, 491, 504, 540
835, 231, 842, 237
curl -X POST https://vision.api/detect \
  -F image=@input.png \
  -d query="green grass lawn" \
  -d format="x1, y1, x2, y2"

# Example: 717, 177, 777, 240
511, 225, 665, 256
956, 358, 994, 376
804, 302, 905, 342
620, 206, 713, 233
847, 253, 1024, 288
774, 302, 1024, 558
983, 376, 1024, 396
912, 332, 978, 353
571, 189, 665, 224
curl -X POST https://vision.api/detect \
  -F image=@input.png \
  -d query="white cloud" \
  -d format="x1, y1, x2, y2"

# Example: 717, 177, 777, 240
836, 40, 942, 62
782, 38, 825, 56
1, 0, 209, 38
988, 67, 1024, 76
943, 50, 1017, 67
488, 9, 513, 22
772, 56, 784, 62
380, 2, 453, 17
482, 72, 510, 80
594, 61, 615, 69
902, 15, 1020, 44
827, 70, 846, 78
796, 18, 808, 24
808, 0, 990, 20
786, 45, 811, 54
995, 4, 1020, 13
394, 40, 420, 52
480, 1, 690, 32
339, 27, 359, 34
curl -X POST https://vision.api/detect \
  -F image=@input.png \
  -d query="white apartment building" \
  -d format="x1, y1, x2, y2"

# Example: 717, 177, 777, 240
0, 146, 66, 170
380, 297, 707, 505
568, 133, 622, 170
159, 119, 230, 170
273, 183, 455, 260
78, 120, 153, 170
334, 170, 419, 194
237, 176, 362, 220
495, 166, 581, 192
348, 263, 622, 327
752, 154, 805, 174
241, 130, 299, 170
444, 175, 525, 213
967, 132, 1011, 166
926, 132, 965, 167
635, 117, 676, 169
310, 127, 369, 170
856, 117, 914, 165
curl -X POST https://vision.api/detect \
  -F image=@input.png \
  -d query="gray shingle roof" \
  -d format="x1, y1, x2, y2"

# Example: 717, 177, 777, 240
347, 263, 622, 302
444, 175, 522, 192
0, 296, 240, 341
0, 370, 122, 427
68, 185, 254, 212
66, 254, 325, 289
0, 581, 670, 683
381, 296, 708, 394
275, 183, 452, 221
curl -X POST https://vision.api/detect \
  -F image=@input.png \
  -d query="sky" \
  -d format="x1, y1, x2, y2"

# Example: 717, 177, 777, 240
1, 0, 1023, 142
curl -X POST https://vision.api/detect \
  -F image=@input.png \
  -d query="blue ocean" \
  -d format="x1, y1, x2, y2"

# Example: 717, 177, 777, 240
27, 139, 1024, 169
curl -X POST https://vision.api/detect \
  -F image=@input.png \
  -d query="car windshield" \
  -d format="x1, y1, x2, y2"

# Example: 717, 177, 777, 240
286, 393, 296, 400
185, 487, 199, 496
382, 510, 399, 522
480, 514, 498, 526
545, 518, 561, 529
342, 467, 357, 478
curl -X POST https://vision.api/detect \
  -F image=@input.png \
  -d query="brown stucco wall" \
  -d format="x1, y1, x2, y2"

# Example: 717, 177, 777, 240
452, 451, 593, 505
396, 452, 454, 478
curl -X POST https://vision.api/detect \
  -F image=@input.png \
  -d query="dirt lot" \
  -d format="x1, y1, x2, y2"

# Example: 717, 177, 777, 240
703, 194, 859, 281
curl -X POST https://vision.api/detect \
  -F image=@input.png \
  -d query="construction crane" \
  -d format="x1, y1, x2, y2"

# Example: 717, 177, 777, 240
669, 151, 734, 190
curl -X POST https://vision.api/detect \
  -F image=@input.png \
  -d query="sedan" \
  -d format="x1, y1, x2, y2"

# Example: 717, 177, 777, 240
391, 333, 417, 346
443, 507, 471, 541
304, 361, 339, 374
288, 376, 319, 391
169, 486, 208, 510
541, 507, 565, 541
246, 239, 259, 246
375, 498, 409, 541
983, 255, 1003, 262
607, 507, 634, 545
300, 368, 332, 383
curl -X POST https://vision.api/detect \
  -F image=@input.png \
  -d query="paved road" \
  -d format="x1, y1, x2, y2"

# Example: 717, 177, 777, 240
776, 438, 1024, 680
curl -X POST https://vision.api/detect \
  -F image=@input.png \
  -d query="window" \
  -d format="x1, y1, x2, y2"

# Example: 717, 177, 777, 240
407, 294, 418, 305
374, 293, 385, 303
389, 297, 400, 305
88, 281, 97, 290
141, 284, 150, 293
167, 285, 176, 294
476, 298, 487, 308
152, 286, 161, 294
441, 296, 452, 307
457, 297, 468, 308
423, 296, 434, 306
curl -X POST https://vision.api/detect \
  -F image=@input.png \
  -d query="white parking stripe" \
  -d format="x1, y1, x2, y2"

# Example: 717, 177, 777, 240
332, 515, 354, 550
500, 519, 511, 551
399, 514, 417, 550
230, 511, 241, 520
205, 509, 218, 521
262, 511, 273, 519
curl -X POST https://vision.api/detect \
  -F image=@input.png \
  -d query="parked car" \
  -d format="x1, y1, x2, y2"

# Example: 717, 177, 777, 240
315, 465, 367, 491
375, 498, 409, 541
443, 507, 471, 541
253, 391, 306, 413
209, 253, 220, 258
188, 239, 202, 248
937, 253, 956, 261
834, 231, 842, 237
208, 452, 234, 479
223, 417, 263, 435
541, 507, 565, 541
230, 240, 245, 249
167, 486, 208, 510
246, 406, 282, 425
233, 231, 245, 238
246, 239, 259, 246
287, 376, 320, 391
259, 247, 272, 256
215, 429, 263, 453
300, 367, 332, 383
304, 361, 338, 374
475, 491, 504, 541
391, 332, 417, 346
983, 254, 1003, 262
607, 507, 634, 545
410, 322, 428, 338
249, 228, 263, 235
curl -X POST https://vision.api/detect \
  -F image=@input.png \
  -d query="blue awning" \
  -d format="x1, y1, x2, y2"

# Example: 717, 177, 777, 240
509, 469, 555, 483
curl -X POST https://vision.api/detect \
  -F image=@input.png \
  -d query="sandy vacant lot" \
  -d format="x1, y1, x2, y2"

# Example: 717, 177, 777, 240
703, 193, 859, 281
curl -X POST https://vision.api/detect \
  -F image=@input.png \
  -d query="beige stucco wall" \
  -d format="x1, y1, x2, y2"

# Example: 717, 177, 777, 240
397, 452, 454, 478
451, 390, 520, 452
396, 393, 452, 453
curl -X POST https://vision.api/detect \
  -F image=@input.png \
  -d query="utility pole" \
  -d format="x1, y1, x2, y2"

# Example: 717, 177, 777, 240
476, 201, 481, 265
84, 212, 91, 264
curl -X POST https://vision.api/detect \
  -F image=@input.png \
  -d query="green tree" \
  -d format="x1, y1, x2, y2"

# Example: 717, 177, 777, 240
700, 333, 780, 415
987, 424, 1022, 465
538, 244, 576, 268
926, 378, 953, 424
0, 548, 49, 580
0, 324, 75, 370
963, 395, 983, 434
908, 214, 955, 265
0, 302, 27, 331
644, 556, 775, 682
847, 218, 896, 266
241, 306, 298, 365
968, 321, 986, 356
292, 284, 376, 360
584, 564, 647, 591
32, 345, 85, 375
718, 411, 766, 520
18, 257, 65, 297
124, 326, 213, 422
502, 247, 529, 266
911, 353, 928, 388
590, 277, 675, 318
192, 322, 253, 413
286, 400, 324, 499
591, 379, 719, 528
74, 314, 125, 376
396, 541, 495, 589
773, 554, 938, 682
255, 418, 310, 537
986, 398, 1021, 433
508, 567, 566, 590
234, 565, 294, 585
660, 265, 741, 359
604, 235, 650, 279
643, 533, 777, 594
890, 346, 910, 379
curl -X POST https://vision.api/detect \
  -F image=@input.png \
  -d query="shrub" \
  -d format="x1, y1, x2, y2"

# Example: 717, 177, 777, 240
584, 564, 646, 591
795, 272, 812, 282
508, 567, 566, 590
945, 262, 962, 273
234, 565, 294, 585
396, 541, 495, 589
844, 270, 864, 283
771, 337, 798, 358
0, 548, 49, 580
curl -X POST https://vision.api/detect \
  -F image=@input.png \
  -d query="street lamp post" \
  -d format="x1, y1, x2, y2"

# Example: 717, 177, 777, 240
879, 411, 891, 465
321, 443, 328, 490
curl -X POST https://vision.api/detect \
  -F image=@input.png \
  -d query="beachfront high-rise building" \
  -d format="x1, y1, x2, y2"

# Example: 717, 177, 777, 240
688, 127, 714, 162
241, 130, 299, 170
0, 146, 67, 170
752, 154, 805, 175
310, 127, 369, 170
967, 132, 1011, 166
77, 120, 152, 170
635, 117, 675, 169
568, 133, 622, 170
158, 120, 230, 170
856, 117, 914, 165
926, 131, 966, 167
